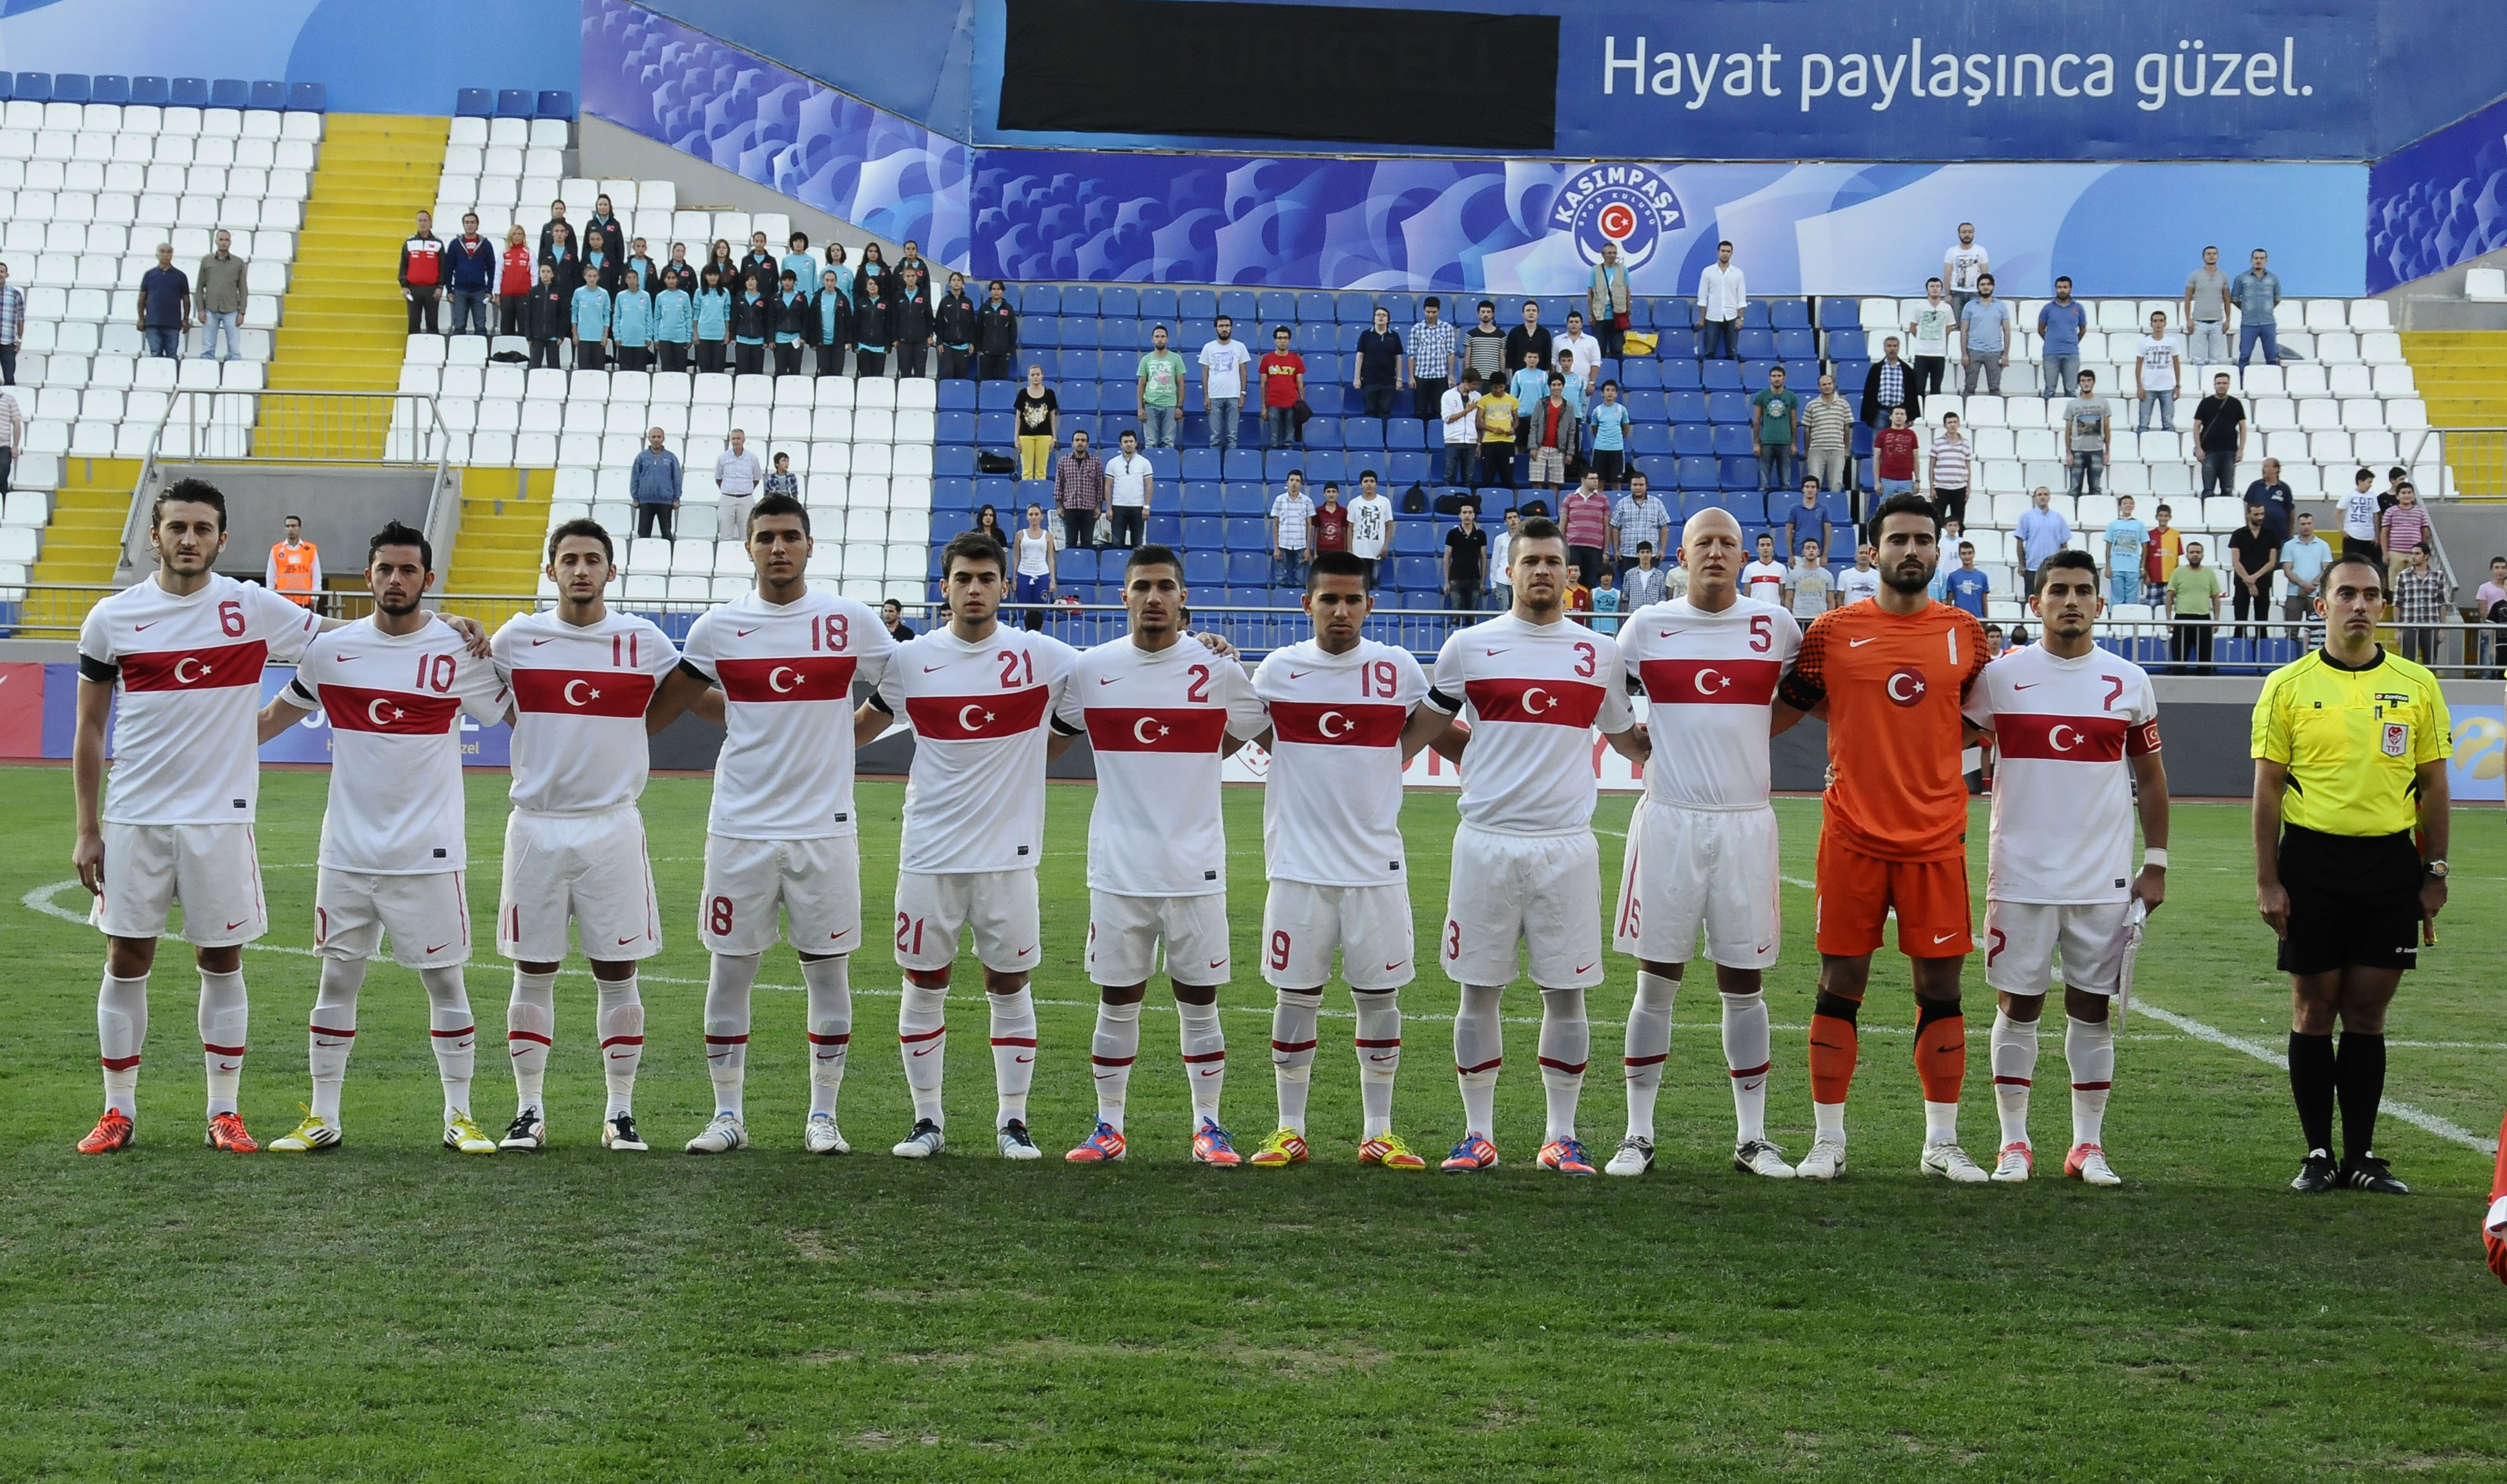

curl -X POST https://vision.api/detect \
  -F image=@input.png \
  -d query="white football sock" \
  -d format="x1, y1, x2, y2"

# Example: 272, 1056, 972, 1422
1923, 1100, 1961, 1147
1720, 989, 1773, 1147
1537, 986, 1590, 1144
1179, 997, 1226, 1128
1352, 989, 1401, 1140
506, 969, 557, 1115
1090, 998, 1141, 1132
307, 956, 365, 1124
1991, 1010, 2039, 1149
1813, 1101, 1848, 1144
898, 980, 948, 1126
988, 985, 1037, 1128
595, 974, 644, 1120
419, 965, 475, 1122
98, 972, 148, 1117
800, 955, 851, 1118
1622, 971, 1676, 1142
2066, 1014, 2116, 1148
198, 968, 248, 1117
1270, 989, 1323, 1135
703, 952, 761, 1119
1454, 984, 1506, 1139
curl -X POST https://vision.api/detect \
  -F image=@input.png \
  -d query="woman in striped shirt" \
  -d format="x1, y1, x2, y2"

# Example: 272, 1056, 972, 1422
1926, 411, 1973, 528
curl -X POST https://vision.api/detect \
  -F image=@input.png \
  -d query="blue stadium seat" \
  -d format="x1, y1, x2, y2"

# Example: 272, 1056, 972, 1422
1667, 391, 1707, 423
1139, 288, 1178, 320
1740, 301, 1772, 328
1097, 286, 1136, 318
1826, 329, 1868, 361
936, 410, 975, 444
1712, 424, 1755, 457
1536, 296, 1571, 325
1297, 291, 1335, 322
937, 378, 976, 409
1306, 451, 1346, 483
1818, 297, 1861, 329
208, 77, 249, 108
1769, 298, 1812, 329
171, 77, 211, 107
1181, 449, 1221, 481
1146, 515, 1182, 546
1264, 451, 1300, 480
1062, 415, 1100, 447
1387, 450, 1429, 483
1094, 550, 1131, 582
1660, 358, 1701, 390
1259, 290, 1297, 324
1099, 319, 1139, 351
1707, 391, 1750, 423
1059, 316, 1098, 348
1302, 416, 1340, 448
1671, 424, 1712, 456
1736, 328, 1777, 360
1024, 285, 1061, 315
1303, 384, 1343, 417
1021, 318, 1059, 350
1179, 289, 1216, 320
1060, 382, 1099, 413
978, 380, 1018, 411
1675, 455, 1718, 489
931, 509, 974, 541
1393, 557, 1438, 590
1719, 457, 1758, 488
1740, 360, 1779, 389
936, 446, 976, 477
1184, 550, 1225, 585
1228, 553, 1268, 584
1308, 351, 1343, 381
51, 74, 90, 104
1218, 289, 1257, 322
976, 476, 1015, 508
1775, 329, 1818, 359
1062, 285, 1100, 316
1632, 424, 1676, 457
976, 411, 1014, 444
1181, 481, 1222, 515
1702, 361, 1742, 391
1055, 550, 1094, 583
1178, 318, 1215, 347
1295, 323, 1334, 353
1655, 327, 1698, 359
1333, 291, 1374, 323
1183, 516, 1223, 549
1223, 449, 1265, 482
1392, 523, 1437, 555
12, 72, 48, 101
1144, 448, 1179, 480
91, 74, 130, 105
1618, 360, 1661, 392
1624, 388, 1667, 422
1343, 417, 1383, 449
130, 76, 171, 105
497, 88, 532, 118
934, 477, 975, 510
1221, 485, 1267, 517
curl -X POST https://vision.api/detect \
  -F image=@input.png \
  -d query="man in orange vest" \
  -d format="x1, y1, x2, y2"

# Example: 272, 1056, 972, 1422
266, 514, 322, 610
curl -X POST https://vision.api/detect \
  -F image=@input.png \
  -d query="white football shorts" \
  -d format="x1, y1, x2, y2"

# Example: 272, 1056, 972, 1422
1261, 880, 1415, 992
1087, 889, 1231, 988
1983, 899, 2132, 996
1611, 798, 1781, 969
315, 867, 473, 966
701, 833, 861, 956
1440, 825, 1603, 989
98, 821, 265, 946
496, 806, 661, 963
894, 869, 1042, 974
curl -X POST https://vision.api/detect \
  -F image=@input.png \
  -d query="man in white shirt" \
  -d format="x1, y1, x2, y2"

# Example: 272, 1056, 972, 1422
1904, 279, 1954, 398
1740, 531, 1789, 606
2133, 311, 2182, 434
714, 428, 764, 541
1439, 368, 1481, 486
1051, 545, 1269, 1164
643, 492, 896, 1157
1425, 517, 1652, 1176
1103, 428, 1154, 550
1695, 239, 1746, 361
1557, 311, 1602, 398
1489, 506, 1521, 610
1199, 314, 1252, 451
1943, 222, 1990, 318
1270, 470, 1315, 588
1346, 469, 1393, 586
1838, 542, 1882, 606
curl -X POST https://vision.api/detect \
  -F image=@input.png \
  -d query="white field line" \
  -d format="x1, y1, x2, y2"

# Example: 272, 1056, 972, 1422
2129, 999, 2499, 1155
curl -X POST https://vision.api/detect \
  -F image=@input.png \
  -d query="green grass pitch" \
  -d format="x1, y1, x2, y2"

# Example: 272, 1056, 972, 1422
1, 765, 2502, 1481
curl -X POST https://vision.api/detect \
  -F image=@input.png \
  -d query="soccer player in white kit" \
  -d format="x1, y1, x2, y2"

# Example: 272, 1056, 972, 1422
643, 492, 894, 1156
253, 522, 513, 1155
1244, 550, 1457, 1170
863, 530, 1077, 1161
1965, 550, 2169, 1186
489, 519, 680, 1153
1051, 544, 1269, 1165
1608, 507, 1808, 1179
1424, 516, 1651, 1177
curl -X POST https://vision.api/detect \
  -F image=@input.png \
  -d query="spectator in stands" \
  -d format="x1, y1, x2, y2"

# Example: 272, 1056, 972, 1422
630, 428, 683, 541
1054, 428, 1103, 551
1560, 469, 1611, 588
1906, 278, 1952, 397
1313, 482, 1350, 559
1589, 566, 1622, 634
2280, 511, 2332, 632
1440, 367, 1482, 486
1558, 312, 1600, 398
714, 429, 762, 541
1623, 541, 1665, 609
0, 261, 21, 383
1872, 405, 1919, 498
2380, 481, 2430, 561
1554, 347, 1589, 434
731, 273, 770, 376
262, 515, 321, 609
2182, 246, 2233, 366
1859, 336, 1920, 431
1925, 410, 1972, 528
1800, 371, 1852, 495
973, 502, 1009, 555
1782, 478, 1831, 564
538, 220, 578, 286
692, 265, 730, 373
1012, 502, 1058, 630
1942, 541, 1989, 617
2379, 464, 2409, 514
440, 214, 493, 337
1587, 243, 1632, 361
2247, 457, 2296, 546
883, 599, 914, 642
1504, 300, 1551, 373
1464, 299, 1507, 386
705, 238, 736, 287
2134, 310, 2182, 432
1268, 469, 1314, 586
1443, 503, 1489, 612
2191, 371, 2246, 500
935, 271, 977, 381
1788, 539, 1834, 617
781, 232, 815, 292
1104, 428, 1153, 549
1507, 349, 1550, 431
1696, 239, 1745, 360
612, 269, 653, 372
2229, 501, 2280, 643
1474, 369, 1520, 491
522, 260, 568, 369
395, 217, 438, 339
652, 269, 693, 373
858, 242, 895, 300
582, 228, 619, 295
2015, 485, 2072, 598
2391, 544, 2451, 667
536, 199, 570, 258
741, 232, 779, 298
1015, 364, 1059, 480
2338, 467, 2381, 561
1751, 365, 1802, 493
1529, 374, 1578, 501
2104, 495, 2149, 606
2064, 370, 2110, 495
1588, 380, 1630, 489
896, 240, 929, 281
497, 227, 535, 337
584, 195, 621, 258
1489, 506, 1518, 608
2475, 555, 2507, 677
976, 280, 1020, 380
1199, 315, 1251, 451
2036, 276, 2085, 400
1959, 274, 2012, 395
2232, 248, 2282, 367
772, 270, 809, 375
2145, 502, 2185, 589
1135, 325, 1185, 449
193, 229, 249, 362
1944, 222, 1989, 318
1354, 306, 1403, 420
664, 241, 695, 287
624, 238, 659, 296
1259, 325, 1306, 450
569, 264, 610, 372
0, 376, 18, 493
811, 269, 851, 376
821, 242, 854, 300
1348, 471, 1392, 585
1742, 533, 1788, 604
2165, 541, 2223, 673
1839, 541, 1880, 606
1408, 296, 1454, 422
762, 451, 799, 504
892, 263, 934, 378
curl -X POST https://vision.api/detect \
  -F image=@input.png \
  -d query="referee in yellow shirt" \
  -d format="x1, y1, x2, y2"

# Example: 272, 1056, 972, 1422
2252, 550, 2451, 1197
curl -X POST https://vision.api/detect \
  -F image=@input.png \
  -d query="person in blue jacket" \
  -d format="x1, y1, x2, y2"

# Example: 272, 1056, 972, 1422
781, 232, 817, 295
651, 267, 694, 374
813, 268, 850, 377
773, 269, 811, 375
820, 242, 854, 304
623, 236, 659, 296
612, 271, 654, 373
693, 264, 731, 375
731, 271, 771, 376
570, 263, 611, 373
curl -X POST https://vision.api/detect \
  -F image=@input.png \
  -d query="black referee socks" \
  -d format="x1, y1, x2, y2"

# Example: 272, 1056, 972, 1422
2336, 1033, 2387, 1164
2287, 1032, 2337, 1156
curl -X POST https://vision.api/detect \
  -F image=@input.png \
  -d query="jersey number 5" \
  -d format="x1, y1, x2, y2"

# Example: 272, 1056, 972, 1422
1749, 615, 1773, 653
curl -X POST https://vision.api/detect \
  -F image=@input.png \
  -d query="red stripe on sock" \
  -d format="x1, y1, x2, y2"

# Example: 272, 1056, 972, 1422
507, 1030, 553, 1047
1992, 1075, 2033, 1087
99, 1054, 141, 1071
1728, 1060, 1771, 1079
201, 1042, 247, 1056
2071, 1080, 2112, 1091
704, 1034, 750, 1046
1090, 1054, 1137, 1067
1622, 1053, 1669, 1069
989, 1036, 1038, 1047
1181, 1050, 1226, 1064
1270, 1038, 1319, 1053
899, 1025, 946, 1045
1456, 1056, 1503, 1075
807, 1032, 851, 1046
598, 1035, 645, 1050
429, 1025, 475, 1039
1354, 1037, 1401, 1048
1536, 1056, 1589, 1075
308, 1024, 357, 1039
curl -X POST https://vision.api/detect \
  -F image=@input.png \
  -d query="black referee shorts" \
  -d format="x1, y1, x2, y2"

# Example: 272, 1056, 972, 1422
2276, 824, 2422, 975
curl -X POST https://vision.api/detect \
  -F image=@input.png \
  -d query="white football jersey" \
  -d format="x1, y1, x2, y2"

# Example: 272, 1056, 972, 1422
77, 573, 322, 825
876, 624, 1078, 874
1053, 636, 1267, 897
1965, 642, 2161, 905
680, 588, 894, 841
284, 616, 511, 873
491, 607, 678, 815
1427, 611, 1633, 837
1253, 637, 1427, 887
1740, 559, 1789, 606
1617, 595, 1800, 810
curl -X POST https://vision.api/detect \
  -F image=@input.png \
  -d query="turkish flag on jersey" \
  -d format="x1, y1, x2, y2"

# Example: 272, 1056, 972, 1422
320, 687, 465, 735
1267, 701, 1406, 747
509, 669, 657, 717
119, 641, 269, 692
714, 654, 858, 703
1992, 713, 2130, 761
1463, 675, 1607, 727
1085, 706, 1231, 753
1639, 657, 1781, 707
905, 686, 1053, 739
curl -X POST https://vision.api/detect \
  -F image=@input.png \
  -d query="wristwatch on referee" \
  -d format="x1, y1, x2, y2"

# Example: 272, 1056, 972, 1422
2424, 859, 2450, 880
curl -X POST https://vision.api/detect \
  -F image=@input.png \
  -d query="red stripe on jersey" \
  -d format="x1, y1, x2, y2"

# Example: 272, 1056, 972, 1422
714, 654, 858, 703
119, 640, 269, 692
1268, 701, 1406, 747
2128, 717, 2162, 756
320, 686, 464, 735
509, 668, 657, 717
904, 685, 1053, 739
1084, 706, 1230, 753
1463, 675, 1606, 728
1638, 657, 1781, 707
1993, 713, 2128, 761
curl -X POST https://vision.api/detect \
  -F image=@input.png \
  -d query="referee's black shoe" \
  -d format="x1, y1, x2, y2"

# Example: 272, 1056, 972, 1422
2340, 1155, 2410, 1195
2291, 1149, 2340, 1193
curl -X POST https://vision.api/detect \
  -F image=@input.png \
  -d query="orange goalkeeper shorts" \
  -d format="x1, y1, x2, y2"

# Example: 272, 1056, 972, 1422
1814, 833, 1974, 959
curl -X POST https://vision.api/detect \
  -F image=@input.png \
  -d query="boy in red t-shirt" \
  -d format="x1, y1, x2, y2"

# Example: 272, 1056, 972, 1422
1873, 404, 1920, 496
1312, 483, 1350, 552
1259, 325, 1306, 450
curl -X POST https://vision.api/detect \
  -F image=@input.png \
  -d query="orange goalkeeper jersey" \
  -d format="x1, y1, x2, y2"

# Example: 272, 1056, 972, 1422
1779, 597, 1988, 863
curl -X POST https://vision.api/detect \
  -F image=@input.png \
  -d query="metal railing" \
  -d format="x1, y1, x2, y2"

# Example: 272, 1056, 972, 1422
2404, 426, 2506, 501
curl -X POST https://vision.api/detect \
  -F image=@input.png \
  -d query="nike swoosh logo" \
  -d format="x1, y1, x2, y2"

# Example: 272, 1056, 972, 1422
608, 1051, 635, 1060
1099, 677, 1119, 685
1656, 630, 1683, 639
1485, 648, 1510, 656
1934, 932, 1959, 943
1575, 963, 1596, 975
1093, 1071, 1119, 1082
1015, 1055, 1035, 1065
1288, 670, 1311, 679
225, 918, 248, 931
134, 621, 158, 631
1385, 961, 1406, 971
912, 1046, 936, 1057
616, 936, 638, 945
1367, 1053, 1398, 1063
1208, 958, 1226, 969
1849, 637, 1879, 647
1196, 1068, 1221, 1077
923, 664, 947, 673
1017, 945, 1036, 958
531, 638, 553, 646
2012, 682, 2039, 690
424, 942, 452, 954
336, 654, 358, 661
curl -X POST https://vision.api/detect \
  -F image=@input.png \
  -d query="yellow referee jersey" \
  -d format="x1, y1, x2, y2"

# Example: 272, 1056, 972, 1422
2251, 648, 2452, 837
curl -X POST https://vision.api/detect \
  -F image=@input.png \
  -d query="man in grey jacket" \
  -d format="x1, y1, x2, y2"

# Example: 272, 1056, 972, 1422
629, 426, 683, 541
194, 230, 247, 362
